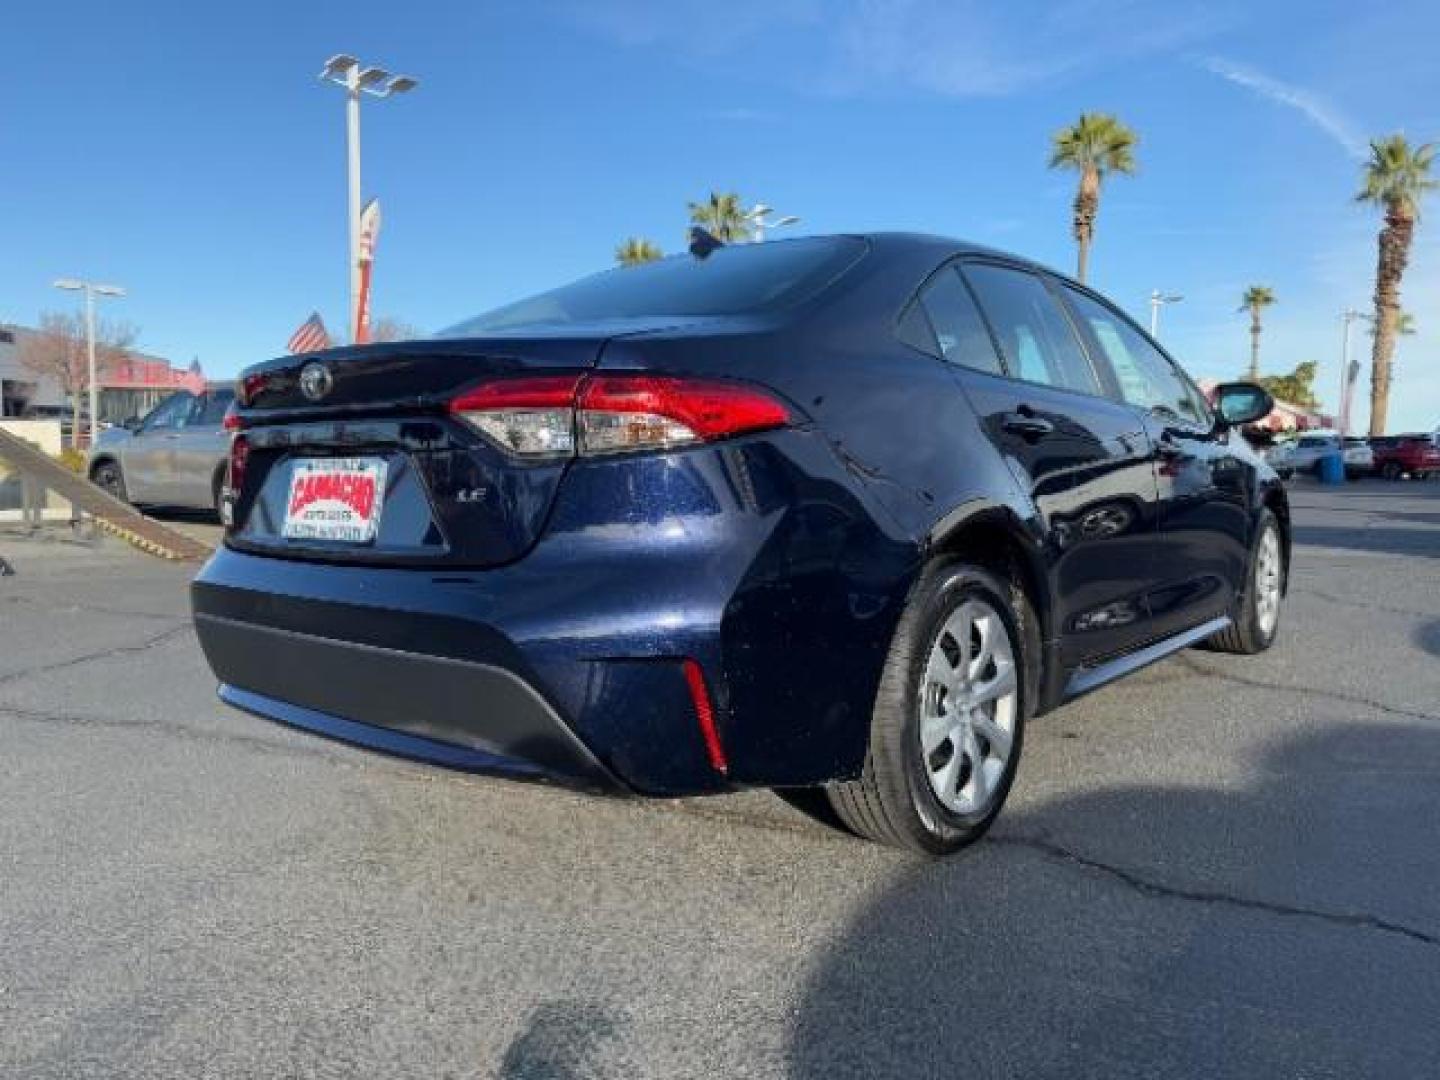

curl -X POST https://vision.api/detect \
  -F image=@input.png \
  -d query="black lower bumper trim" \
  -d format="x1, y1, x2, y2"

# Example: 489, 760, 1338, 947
195, 612, 623, 791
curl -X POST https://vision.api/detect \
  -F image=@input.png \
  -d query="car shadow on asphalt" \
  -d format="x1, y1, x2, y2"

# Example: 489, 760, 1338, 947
1291, 524, 1440, 557
1417, 619, 1440, 658
786, 723, 1440, 1079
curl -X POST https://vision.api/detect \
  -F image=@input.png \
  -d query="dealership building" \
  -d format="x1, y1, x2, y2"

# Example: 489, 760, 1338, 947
0, 323, 205, 424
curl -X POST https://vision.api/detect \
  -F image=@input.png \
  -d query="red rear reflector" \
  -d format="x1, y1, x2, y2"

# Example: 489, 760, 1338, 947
222, 404, 244, 431
682, 658, 727, 775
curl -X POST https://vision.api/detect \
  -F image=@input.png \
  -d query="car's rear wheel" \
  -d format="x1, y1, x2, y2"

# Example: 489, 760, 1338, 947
90, 461, 128, 503
1208, 508, 1284, 655
1382, 461, 1402, 480
828, 563, 1030, 856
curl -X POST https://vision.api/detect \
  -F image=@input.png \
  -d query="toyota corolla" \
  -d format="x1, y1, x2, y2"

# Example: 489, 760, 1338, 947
192, 234, 1288, 854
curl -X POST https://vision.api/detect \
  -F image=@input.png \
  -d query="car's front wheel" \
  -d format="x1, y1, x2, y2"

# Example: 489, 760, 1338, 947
1208, 508, 1284, 654
828, 563, 1031, 856
90, 461, 128, 504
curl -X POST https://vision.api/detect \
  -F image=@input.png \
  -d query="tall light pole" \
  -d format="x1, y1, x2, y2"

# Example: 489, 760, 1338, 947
319, 55, 418, 341
744, 202, 800, 242
1338, 309, 1366, 436
1148, 290, 1183, 337
53, 278, 125, 447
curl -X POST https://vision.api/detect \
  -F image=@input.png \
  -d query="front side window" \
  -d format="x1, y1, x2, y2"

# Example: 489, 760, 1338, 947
1064, 287, 1203, 424
140, 393, 193, 432
962, 264, 1099, 395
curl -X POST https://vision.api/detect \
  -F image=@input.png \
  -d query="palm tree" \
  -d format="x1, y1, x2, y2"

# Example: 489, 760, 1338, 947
615, 237, 663, 267
1048, 113, 1137, 283
1239, 286, 1276, 380
1370, 309, 1416, 337
1357, 134, 1437, 435
686, 192, 751, 243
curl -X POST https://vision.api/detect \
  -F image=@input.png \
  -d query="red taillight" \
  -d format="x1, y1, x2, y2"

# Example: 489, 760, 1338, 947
227, 434, 250, 497
682, 658, 727, 774
448, 373, 792, 459
237, 372, 267, 407
449, 375, 581, 459
222, 403, 244, 431
578, 375, 791, 455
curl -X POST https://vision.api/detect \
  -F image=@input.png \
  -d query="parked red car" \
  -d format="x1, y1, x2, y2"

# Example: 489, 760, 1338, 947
1370, 434, 1440, 479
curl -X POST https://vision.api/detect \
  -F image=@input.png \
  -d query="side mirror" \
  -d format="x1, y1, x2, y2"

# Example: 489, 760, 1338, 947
1213, 382, 1273, 428
122, 416, 142, 432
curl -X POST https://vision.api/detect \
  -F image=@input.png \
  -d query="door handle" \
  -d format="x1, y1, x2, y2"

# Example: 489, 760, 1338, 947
1001, 411, 1054, 439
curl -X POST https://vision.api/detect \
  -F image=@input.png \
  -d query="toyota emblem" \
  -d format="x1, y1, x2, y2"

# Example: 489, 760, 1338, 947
298, 361, 334, 402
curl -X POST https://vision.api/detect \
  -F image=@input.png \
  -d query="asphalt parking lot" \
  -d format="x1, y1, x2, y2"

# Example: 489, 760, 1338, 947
2, 480, 1438, 1078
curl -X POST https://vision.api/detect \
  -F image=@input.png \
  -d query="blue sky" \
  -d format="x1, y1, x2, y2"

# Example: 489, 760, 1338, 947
4, 0, 1439, 432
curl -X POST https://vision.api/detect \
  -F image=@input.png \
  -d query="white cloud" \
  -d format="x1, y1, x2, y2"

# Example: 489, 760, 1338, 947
563, 0, 1234, 98
1201, 56, 1367, 161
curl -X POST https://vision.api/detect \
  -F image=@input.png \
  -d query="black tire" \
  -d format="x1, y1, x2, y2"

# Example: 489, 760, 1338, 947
212, 467, 227, 520
90, 460, 128, 503
827, 562, 1035, 856
1382, 462, 1402, 480
1207, 508, 1284, 655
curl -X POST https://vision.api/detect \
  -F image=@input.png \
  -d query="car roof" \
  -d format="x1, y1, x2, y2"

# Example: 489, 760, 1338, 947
856, 231, 1060, 271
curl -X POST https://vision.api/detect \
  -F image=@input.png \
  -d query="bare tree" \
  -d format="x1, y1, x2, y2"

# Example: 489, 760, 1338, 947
369, 316, 423, 343
18, 311, 137, 446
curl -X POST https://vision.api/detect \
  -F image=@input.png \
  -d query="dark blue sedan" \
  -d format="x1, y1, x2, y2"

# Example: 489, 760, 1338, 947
192, 234, 1287, 854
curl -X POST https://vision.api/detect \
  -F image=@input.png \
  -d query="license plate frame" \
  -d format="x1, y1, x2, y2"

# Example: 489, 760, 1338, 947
281, 457, 388, 545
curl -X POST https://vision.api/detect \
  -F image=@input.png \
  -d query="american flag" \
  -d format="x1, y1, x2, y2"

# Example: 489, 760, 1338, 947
287, 312, 330, 354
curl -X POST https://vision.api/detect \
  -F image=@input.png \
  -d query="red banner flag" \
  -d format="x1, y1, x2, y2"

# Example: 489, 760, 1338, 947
354, 198, 382, 344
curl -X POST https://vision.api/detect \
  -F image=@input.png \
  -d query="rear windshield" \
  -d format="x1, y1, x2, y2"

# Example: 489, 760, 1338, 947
438, 236, 867, 336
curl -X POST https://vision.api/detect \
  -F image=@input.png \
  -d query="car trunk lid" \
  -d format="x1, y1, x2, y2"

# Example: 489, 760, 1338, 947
226, 323, 684, 568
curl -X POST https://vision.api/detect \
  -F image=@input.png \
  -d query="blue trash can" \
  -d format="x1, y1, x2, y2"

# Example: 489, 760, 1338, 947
1319, 451, 1346, 485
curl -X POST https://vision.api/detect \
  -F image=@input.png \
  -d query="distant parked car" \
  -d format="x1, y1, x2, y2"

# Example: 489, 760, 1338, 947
1342, 437, 1374, 478
87, 386, 235, 514
1370, 434, 1440, 480
1269, 431, 1370, 480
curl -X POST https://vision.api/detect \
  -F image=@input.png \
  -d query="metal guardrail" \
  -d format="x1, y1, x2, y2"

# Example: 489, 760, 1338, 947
0, 427, 214, 561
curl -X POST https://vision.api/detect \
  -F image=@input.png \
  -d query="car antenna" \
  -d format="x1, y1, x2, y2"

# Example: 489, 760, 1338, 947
688, 227, 724, 259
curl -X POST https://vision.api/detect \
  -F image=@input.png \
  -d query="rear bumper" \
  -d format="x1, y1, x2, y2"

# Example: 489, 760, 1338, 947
191, 433, 917, 795
196, 612, 623, 791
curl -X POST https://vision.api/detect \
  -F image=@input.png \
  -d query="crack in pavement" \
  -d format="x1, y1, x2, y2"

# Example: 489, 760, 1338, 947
0, 624, 191, 688
995, 832, 1440, 948
0, 593, 183, 622
1299, 588, 1438, 621
0, 701, 351, 765
1175, 654, 1440, 725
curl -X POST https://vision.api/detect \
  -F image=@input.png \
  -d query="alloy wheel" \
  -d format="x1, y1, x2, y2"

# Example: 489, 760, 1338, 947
919, 598, 1019, 816
1254, 525, 1282, 637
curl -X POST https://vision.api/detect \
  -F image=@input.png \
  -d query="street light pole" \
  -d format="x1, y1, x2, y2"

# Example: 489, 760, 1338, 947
1148, 290, 1183, 337
346, 63, 362, 344
1338, 309, 1366, 437
53, 278, 125, 448
744, 202, 799, 242
320, 55, 418, 341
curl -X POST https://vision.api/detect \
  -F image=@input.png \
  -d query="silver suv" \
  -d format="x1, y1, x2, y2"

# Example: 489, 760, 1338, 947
87, 387, 234, 514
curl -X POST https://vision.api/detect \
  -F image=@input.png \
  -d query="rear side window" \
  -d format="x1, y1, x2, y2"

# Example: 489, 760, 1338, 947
911, 268, 1004, 375
439, 236, 867, 335
1063, 287, 1204, 424
962, 264, 1099, 395
196, 390, 235, 426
